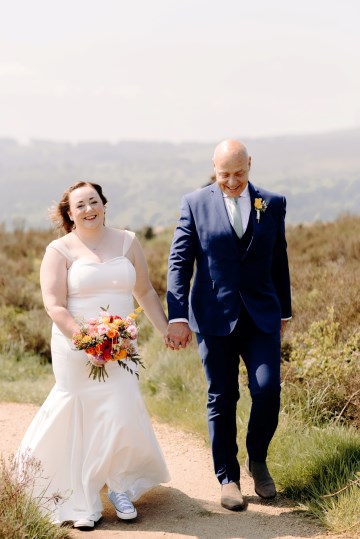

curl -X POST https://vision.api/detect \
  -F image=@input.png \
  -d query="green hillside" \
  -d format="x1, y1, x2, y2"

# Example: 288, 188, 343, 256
1, 129, 360, 230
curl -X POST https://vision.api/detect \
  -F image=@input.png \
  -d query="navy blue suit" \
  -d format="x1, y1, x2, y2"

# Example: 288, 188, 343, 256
167, 181, 291, 484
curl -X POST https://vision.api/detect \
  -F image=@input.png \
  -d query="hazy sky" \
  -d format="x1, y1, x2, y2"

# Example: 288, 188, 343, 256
1, 0, 359, 143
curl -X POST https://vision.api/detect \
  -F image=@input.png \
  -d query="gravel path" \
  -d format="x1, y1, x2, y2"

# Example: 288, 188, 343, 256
0, 402, 348, 539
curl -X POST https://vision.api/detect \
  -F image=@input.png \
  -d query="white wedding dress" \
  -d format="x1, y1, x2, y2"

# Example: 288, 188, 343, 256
18, 231, 170, 523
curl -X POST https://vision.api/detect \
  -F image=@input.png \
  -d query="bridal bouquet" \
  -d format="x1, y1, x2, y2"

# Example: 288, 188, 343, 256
72, 306, 144, 382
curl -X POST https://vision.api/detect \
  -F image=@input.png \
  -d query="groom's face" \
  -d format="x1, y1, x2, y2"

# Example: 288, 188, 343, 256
214, 152, 251, 198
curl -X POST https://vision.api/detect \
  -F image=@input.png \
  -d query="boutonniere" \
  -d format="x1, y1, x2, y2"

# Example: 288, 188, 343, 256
254, 198, 268, 223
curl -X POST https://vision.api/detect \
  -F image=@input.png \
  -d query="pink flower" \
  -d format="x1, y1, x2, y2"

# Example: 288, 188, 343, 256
87, 325, 98, 337
127, 325, 138, 339
97, 324, 108, 336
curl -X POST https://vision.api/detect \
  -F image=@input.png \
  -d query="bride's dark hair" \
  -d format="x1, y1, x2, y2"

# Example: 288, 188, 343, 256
49, 181, 108, 234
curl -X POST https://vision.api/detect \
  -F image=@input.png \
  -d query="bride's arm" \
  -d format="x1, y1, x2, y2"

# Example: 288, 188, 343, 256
40, 247, 80, 339
129, 237, 168, 335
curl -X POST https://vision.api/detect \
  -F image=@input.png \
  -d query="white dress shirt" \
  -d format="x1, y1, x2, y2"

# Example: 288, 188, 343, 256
223, 184, 251, 234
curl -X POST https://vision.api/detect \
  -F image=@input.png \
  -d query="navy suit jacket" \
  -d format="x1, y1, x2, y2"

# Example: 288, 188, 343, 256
167, 181, 292, 336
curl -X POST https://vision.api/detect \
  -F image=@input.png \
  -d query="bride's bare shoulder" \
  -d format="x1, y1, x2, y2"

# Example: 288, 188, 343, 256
50, 232, 76, 248
46, 234, 76, 264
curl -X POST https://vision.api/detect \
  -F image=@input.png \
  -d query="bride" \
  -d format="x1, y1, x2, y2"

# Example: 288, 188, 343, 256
18, 181, 170, 530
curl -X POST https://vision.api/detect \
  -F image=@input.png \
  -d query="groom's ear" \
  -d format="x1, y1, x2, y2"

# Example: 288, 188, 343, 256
248, 156, 252, 170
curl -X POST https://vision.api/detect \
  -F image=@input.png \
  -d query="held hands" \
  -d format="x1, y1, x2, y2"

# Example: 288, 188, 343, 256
164, 322, 192, 351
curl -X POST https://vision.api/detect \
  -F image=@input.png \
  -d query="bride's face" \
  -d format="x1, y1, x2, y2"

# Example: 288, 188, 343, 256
68, 185, 105, 231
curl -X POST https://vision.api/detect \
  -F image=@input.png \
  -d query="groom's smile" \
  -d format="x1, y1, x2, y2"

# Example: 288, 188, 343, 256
213, 139, 251, 198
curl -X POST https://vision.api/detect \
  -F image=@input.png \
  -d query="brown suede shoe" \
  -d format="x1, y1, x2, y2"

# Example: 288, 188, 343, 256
245, 456, 276, 499
221, 481, 247, 511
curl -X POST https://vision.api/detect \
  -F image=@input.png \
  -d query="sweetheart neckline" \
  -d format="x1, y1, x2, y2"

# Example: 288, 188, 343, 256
70, 256, 132, 266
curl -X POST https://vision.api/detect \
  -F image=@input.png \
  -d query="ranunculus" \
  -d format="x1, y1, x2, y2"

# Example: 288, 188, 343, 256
107, 328, 119, 339
127, 325, 138, 339
254, 198, 263, 210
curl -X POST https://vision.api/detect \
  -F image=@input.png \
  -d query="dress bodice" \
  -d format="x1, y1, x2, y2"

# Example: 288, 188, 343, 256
47, 231, 137, 325
66, 256, 136, 320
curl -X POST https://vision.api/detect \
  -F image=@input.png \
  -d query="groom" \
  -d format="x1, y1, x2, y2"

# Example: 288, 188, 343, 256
166, 139, 291, 511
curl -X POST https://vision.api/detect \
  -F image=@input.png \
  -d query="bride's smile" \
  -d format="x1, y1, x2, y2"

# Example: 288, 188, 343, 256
68, 185, 106, 230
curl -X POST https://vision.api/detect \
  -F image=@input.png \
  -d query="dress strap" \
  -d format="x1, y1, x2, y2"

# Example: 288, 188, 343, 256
122, 230, 136, 256
47, 239, 75, 263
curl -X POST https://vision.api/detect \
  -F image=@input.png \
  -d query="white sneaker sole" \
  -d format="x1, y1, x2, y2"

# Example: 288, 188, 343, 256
73, 519, 94, 529
115, 508, 138, 520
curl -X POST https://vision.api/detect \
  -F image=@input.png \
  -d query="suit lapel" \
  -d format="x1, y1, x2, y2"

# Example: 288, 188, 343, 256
241, 182, 262, 260
211, 183, 235, 239
248, 182, 259, 232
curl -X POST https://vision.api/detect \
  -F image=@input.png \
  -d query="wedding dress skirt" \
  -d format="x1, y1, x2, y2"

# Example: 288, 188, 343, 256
18, 238, 170, 523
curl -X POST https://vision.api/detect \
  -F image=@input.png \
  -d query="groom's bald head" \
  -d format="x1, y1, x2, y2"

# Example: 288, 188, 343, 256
213, 139, 251, 198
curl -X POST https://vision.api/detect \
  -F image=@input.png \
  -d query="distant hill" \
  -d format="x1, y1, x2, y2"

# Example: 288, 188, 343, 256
1, 128, 359, 230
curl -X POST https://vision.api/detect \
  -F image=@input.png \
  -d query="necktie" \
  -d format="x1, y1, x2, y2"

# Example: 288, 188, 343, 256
228, 197, 243, 238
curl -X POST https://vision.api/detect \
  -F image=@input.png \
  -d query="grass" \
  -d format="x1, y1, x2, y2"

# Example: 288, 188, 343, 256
0, 453, 71, 539
270, 418, 360, 535
0, 353, 54, 405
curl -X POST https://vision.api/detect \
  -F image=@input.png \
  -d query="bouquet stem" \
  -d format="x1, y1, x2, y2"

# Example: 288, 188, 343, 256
88, 363, 109, 382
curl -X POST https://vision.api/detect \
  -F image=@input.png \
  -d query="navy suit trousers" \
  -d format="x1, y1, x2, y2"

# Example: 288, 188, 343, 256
196, 307, 281, 485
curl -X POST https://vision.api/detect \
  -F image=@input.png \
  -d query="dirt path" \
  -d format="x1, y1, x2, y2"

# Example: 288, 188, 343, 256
0, 403, 347, 539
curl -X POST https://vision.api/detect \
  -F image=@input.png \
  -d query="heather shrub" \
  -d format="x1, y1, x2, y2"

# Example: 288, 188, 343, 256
282, 314, 359, 427
285, 214, 360, 341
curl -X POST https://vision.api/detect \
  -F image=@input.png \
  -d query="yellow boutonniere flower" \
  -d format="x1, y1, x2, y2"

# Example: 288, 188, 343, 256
254, 198, 268, 223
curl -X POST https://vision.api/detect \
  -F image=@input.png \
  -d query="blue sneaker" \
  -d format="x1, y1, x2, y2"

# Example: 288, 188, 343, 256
108, 490, 137, 520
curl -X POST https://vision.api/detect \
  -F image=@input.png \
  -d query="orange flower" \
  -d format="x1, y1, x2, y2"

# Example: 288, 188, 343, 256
107, 328, 119, 338
115, 349, 127, 360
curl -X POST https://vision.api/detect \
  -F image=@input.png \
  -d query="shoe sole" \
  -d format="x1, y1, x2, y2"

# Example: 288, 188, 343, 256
73, 523, 94, 530
255, 489, 276, 499
73, 516, 102, 529
115, 508, 138, 520
221, 501, 247, 511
